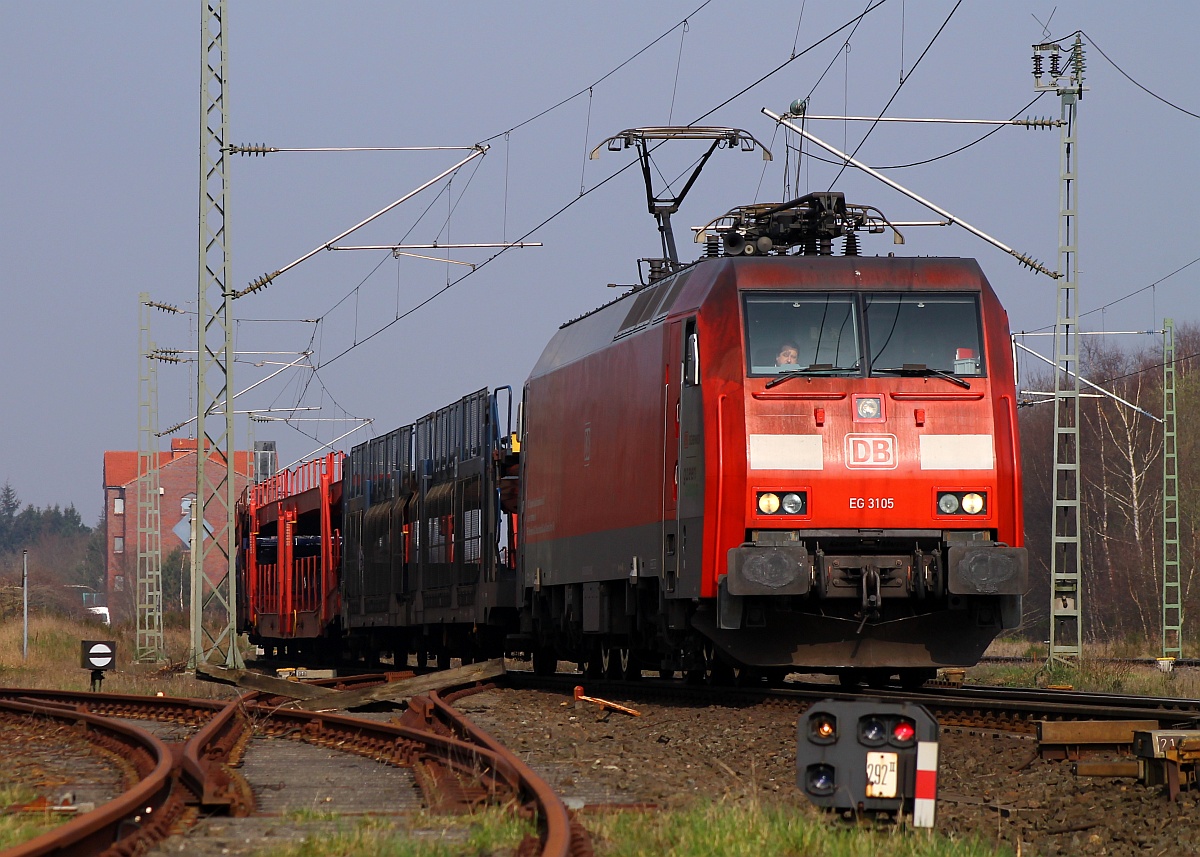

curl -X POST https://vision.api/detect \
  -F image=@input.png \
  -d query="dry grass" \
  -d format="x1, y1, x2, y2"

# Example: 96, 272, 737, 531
975, 635, 1200, 698
0, 614, 239, 699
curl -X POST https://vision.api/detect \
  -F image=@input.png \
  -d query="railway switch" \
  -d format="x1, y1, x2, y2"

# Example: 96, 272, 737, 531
796, 699, 938, 826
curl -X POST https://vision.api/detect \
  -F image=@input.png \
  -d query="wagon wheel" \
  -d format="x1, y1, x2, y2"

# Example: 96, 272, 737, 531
619, 648, 641, 681
579, 642, 604, 679
601, 646, 623, 680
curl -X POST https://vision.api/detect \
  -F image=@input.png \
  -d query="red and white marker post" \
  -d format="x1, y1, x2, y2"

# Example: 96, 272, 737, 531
913, 740, 939, 827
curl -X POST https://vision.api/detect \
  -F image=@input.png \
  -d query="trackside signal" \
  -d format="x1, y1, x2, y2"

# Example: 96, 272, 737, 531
81, 640, 116, 692
796, 699, 938, 826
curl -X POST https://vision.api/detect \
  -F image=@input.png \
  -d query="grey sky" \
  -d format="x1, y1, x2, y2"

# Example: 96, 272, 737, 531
3, 1, 1197, 519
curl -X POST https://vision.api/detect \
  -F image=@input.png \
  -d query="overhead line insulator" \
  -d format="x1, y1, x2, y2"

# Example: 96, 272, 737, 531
226, 143, 277, 156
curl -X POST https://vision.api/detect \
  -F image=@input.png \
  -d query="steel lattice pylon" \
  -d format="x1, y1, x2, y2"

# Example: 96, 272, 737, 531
1036, 37, 1085, 665
1162, 318, 1182, 658
191, 0, 243, 669
137, 294, 165, 662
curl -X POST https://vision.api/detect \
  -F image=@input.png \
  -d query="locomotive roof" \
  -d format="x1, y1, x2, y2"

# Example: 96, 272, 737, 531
530, 254, 992, 379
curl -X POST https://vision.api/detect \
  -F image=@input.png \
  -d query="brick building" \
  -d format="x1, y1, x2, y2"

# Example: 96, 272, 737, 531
102, 438, 254, 621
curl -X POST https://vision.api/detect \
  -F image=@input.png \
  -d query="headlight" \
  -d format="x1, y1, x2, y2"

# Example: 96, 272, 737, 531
856, 396, 882, 420
962, 493, 984, 514
937, 491, 987, 515
938, 493, 960, 514
758, 492, 781, 514
756, 491, 807, 515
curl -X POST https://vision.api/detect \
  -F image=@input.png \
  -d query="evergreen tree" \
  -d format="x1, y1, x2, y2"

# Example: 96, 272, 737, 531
0, 481, 17, 552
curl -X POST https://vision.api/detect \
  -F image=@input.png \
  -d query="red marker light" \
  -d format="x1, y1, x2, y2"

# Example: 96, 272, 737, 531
892, 719, 916, 743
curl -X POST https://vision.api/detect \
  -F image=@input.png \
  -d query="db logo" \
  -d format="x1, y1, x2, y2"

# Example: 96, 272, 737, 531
845, 434, 898, 469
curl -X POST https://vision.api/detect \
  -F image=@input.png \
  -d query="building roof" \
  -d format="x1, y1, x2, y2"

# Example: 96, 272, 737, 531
103, 439, 253, 489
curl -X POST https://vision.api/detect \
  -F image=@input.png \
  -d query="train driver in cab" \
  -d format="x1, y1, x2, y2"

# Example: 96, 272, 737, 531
775, 341, 800, 367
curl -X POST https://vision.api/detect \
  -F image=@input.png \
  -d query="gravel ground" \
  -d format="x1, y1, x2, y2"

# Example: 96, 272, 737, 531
458, 684, 1200, 856
51, 672, 1196, 857
0, 711, 124, 813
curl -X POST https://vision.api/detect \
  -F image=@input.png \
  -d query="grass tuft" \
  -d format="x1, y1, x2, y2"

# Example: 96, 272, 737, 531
974, 637, 1200, 697
254, 808, 533, 857
0, 785, 63, 850
585, 800, 1008, 857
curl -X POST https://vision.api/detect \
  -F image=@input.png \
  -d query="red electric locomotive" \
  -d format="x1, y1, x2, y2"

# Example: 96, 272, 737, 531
520, 188, 1027, 685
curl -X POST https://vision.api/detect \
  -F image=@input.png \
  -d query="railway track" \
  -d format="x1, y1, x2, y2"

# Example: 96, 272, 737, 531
6, 665, 1199, 856
505, 669, 1200, 733
487, 669, 1200, 855
0, 679, 592, 857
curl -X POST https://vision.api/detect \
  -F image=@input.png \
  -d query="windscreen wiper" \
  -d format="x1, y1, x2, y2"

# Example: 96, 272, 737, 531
765, 363, 859, 389
871, 363, 972, 390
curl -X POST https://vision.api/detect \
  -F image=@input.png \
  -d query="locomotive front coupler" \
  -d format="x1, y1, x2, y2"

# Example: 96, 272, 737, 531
815, 552, 909, 601
861, 566, 883, 615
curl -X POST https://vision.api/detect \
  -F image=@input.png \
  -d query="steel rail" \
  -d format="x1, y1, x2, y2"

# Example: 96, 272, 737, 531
507, 669, 1200, 733
402, 688, 576, 857
0, 686, 230, 724
179, 699, 255, 815
241, 676, 582, 857
3, 680, 582, 856
247, 702, 518, 797
0, 698, 178, 857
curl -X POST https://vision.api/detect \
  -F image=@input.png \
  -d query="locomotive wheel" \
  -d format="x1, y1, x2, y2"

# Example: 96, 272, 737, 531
898, 668, 937, 690
731, 665, 762, 687
532, 647, 557, 676
685, 651, 708, 685
864, 669, 892, 689
688, 643, 733, 686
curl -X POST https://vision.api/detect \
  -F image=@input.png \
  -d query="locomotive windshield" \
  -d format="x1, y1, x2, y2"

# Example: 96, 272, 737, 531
743, 293, 861, 374
744, 291, 984, 378
864, 294, 984, 377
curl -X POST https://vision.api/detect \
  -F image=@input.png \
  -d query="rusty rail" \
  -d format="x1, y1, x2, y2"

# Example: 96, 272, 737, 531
179, 699, 255, 816
0, 698, 180, 857
4, 679, 589, 857
400, 686, 584, 857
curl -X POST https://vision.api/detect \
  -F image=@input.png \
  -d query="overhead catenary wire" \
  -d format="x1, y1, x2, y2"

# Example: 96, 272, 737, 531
479, 0, 716, 145
828, 0, 962, 188
1022, 255, 1200, 335
311, 1, 898, 373
1082, 31, 1200, 120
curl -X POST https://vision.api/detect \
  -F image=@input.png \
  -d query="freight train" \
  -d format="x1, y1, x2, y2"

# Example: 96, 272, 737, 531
237, 129, 1028, 686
